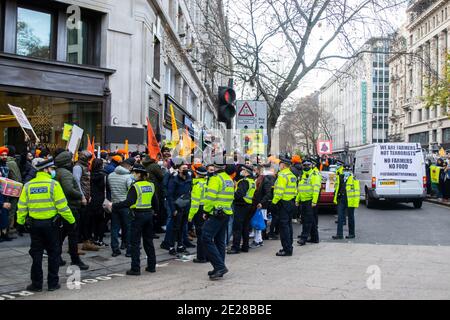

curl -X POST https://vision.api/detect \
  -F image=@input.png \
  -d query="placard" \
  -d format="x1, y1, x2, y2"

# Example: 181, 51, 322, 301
67, 124, 84, 155
376, 143, 424, 181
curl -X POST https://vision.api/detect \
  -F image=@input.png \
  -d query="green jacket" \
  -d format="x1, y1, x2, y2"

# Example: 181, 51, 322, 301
7, 156, 22, 183
142, 156, 164, 195
55, 151, 83, 209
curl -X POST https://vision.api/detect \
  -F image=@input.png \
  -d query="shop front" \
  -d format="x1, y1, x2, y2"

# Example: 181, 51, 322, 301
0, 53, 114, 154
0, 90, 103, 154
164, 94, 195, 143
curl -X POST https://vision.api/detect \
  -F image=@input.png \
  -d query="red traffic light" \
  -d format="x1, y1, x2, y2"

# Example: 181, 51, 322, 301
218, 87, 236, 105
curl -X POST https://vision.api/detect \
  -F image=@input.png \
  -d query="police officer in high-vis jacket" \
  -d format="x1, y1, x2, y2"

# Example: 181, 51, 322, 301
272, 156, 298, 257
202, 163, 234, 280
332, 164, 360, 239
228, 164, 255, 254
188, 166, 209, 263
17, 158, 75, 292
296, 159, 321, 246
111, 164, 159, 276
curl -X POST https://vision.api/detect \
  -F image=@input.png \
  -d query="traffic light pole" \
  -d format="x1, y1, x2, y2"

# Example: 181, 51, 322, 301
225, 119, 232, 163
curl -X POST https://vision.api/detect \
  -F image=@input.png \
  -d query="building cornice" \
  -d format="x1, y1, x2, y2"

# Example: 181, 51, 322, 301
406, 0, 448, 31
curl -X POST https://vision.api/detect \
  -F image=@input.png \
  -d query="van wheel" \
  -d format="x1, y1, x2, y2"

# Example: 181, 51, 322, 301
413, 200, 423, 209
365, 191, 375, 209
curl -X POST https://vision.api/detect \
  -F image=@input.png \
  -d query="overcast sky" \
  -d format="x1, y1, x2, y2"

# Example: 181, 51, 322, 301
227, 0, 408, 102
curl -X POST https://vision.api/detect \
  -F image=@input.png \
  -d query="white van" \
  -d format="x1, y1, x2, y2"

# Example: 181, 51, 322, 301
354, 143, 426, 209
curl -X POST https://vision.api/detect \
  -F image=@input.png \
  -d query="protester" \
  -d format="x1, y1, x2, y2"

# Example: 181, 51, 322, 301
73, 150, 98, 251
0, 146, 12, 241
55, 151, 89, 269
108, 157, 135, 257
6, 145, 22, 238
20, 151, 36, 184
166, 162, 193, 255
105, 154, 122, 175
90, 158, 108, 247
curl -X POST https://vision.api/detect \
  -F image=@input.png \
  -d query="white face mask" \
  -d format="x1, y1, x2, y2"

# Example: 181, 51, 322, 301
157, 161, 163, 166
240, 170, 247, 177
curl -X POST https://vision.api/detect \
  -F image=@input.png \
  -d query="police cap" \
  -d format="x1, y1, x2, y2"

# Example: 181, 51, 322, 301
35, 158, 56, 171
131, 164, 148, 175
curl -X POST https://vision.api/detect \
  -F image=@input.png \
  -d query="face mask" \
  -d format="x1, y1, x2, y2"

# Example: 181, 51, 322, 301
182, 169, 189, 176
158, 161, 163, 166
207, 172, 214, 177
303, 167, 311, 172
344, 171, 351, 179
240, 170, 247, 177
50, 170, 56, 179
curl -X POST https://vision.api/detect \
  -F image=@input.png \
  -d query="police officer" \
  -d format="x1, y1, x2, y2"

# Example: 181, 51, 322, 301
188, 166, 209, 263
272, 156, 297, 256
296, 159, 321, 246
202, 163, 234, 280
228, 164, 255, 254
17, 158, 75, 292
110, 164, 159, 276
332, 164, 360, 239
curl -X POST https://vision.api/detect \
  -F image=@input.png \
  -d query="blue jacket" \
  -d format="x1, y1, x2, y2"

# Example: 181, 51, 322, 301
167, 173, 192, 214
105, 161, 119, 175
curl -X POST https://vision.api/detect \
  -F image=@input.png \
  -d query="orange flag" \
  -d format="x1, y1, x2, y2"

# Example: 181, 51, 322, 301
124, 140, 129, 159
147, 117, 161, 160
180, 126, 195, 156
86, 135, 96, 170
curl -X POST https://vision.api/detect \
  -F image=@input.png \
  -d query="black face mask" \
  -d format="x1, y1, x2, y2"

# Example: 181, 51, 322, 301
181, 169, 189, 175
303, 167, 311, 172
207, 172, 215, 177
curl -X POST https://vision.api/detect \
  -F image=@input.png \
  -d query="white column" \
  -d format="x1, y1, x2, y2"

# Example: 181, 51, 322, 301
439, 31, 447, 78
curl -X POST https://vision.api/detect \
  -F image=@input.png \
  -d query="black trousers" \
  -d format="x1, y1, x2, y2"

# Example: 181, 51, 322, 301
130, 210, 156, 271
193, 208, 207, 260
231, 204, 252, 251
29, 219, 60, 288
90, 207, 106, 242
79, 205, 91, 242
278, 200, 295, 253
59, 209, 80, 264
300, 200, 319, 242
269, 205, 280, 235
171, 207, 188, 247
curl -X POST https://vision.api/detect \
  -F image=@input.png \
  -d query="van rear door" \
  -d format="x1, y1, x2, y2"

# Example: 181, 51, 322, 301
399, 179, 423, 196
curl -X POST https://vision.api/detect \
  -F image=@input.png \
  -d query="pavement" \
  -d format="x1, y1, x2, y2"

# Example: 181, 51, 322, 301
1, 201, 450, 300
425, 196, 450, 207
0, 230, 175, 295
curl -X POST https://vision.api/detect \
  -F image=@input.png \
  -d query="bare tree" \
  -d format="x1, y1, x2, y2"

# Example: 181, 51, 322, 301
195, 0, 409, 149
278, 92, 334, 155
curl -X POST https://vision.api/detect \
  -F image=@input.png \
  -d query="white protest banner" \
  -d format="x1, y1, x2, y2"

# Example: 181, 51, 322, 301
375, 143, 424, 181
67, 124, 84, 155
8, 104, 40, 142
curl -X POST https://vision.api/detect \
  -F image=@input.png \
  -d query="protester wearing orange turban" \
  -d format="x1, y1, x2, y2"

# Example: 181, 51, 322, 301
0, 146, 9, 155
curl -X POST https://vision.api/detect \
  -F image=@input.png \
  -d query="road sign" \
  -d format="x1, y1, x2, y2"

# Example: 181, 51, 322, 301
236, 100, 267, 130
238, 102, 255, 117
317, 140, 332, 155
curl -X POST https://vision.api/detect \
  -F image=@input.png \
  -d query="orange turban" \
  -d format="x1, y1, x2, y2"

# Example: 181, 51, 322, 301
117, 149, 127, 155
0, 146, 8, 155
112, 155, 123, 163
35, 149, 41, 157
291, 155, 302, 164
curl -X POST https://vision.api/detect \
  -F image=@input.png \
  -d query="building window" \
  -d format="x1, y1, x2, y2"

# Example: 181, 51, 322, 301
418, 109, 422, 122
16, 6, 53, 59
432, 129, 437, 142
408, 111, 412, 124
425, 107, 430, 120
153, 36, 161, 82
0, 0, 4, 51
66, 10, 101, 66
443, 128, 450, 143
409, 132, 429, 146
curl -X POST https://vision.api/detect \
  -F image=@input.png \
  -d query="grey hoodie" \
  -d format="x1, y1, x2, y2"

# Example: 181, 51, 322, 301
108, 165, 133, 203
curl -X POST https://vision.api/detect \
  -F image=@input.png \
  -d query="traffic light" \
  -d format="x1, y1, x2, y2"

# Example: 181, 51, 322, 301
217, 86, 236, 124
